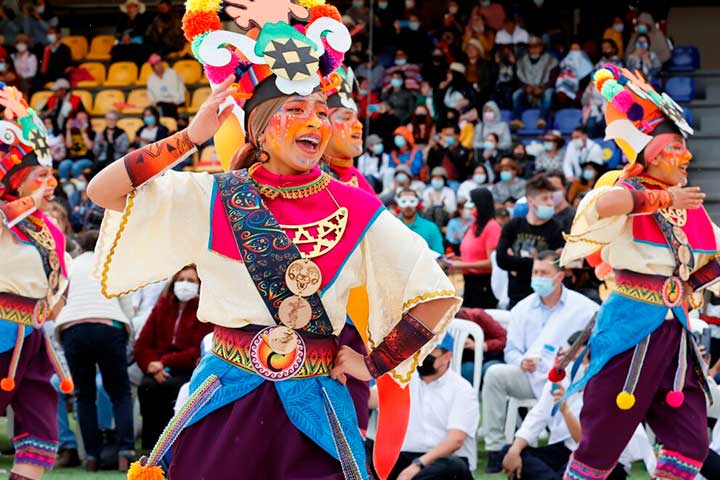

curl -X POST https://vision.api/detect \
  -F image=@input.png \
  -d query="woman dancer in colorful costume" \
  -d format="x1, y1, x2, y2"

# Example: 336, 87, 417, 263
557, 65, 719, 480
88, 1, 460, 479
0, 84, 73, 480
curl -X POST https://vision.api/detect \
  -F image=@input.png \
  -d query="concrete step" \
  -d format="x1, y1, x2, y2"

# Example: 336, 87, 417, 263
704, 201, 720, 223
687, 136, 720, 168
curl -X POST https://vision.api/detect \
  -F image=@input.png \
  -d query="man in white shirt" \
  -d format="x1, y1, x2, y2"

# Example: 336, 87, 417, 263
389, 334, 479, 480
563, 126, 603, 181
494, 17, 529, 46
356, 134, 389, 193
481, 250, 599, 473
146, 53, 186, 119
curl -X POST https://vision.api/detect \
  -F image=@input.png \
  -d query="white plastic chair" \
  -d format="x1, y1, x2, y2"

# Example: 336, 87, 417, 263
504, 397, 538, 445
484, 308, 511, 331
447, 318, 484, 391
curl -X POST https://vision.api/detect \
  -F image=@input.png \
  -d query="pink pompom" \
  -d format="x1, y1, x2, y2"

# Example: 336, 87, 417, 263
611, 90, 634, 113
666, 390, 685, 408
205, 51, 240, 84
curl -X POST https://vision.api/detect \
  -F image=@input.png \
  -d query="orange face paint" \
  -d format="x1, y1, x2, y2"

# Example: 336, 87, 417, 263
326, 107, 363, 159
647, 139, 692, 187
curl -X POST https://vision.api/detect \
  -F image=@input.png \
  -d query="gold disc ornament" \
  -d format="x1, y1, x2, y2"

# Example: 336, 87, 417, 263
267, 326, 299, 355
278, 295, 313, 330
285, 259, 322, 297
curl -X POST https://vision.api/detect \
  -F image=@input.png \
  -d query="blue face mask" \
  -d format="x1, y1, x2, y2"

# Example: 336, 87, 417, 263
543, 141, 555, 151
395, 58, 407, 66
637, 40, 649, 50
499, 171, 513, 182
531, 276, 555, 297
637, 24, 648, 34
394, 135, 407, 148
535, 204, 555, 220
372, 143, 384, 155
483, 140, 495, 150
566, 50, 583, 60
391, 78, 404, 88
582, 168, 596, 180
444, 136, 455, 146
409, 21, 420, 31
431, 178, 444, 190
144, 115, 156, 126
359, 88, 368, 96
395, 172, 409, 184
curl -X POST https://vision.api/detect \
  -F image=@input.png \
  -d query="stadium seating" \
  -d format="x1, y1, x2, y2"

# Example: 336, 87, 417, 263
117, 118, 144, 143
185, 87, 211, 114
665, 76, 696, 102
593, 138, 622, 169
77, 62, 106, 87
74, 90, 94, 112
105, 62, 138, 87
86, 34, 115, 61
91, 118, 106, 132
668, 46, 700, 72
125, 89, 151, 114
30, 90, 53, 110
683, 106, 694, 127
500, 109, 512, 123
92, 89, 126, 115
173, 60, 203, 85
554, 108, 582, 135
160, 116, 178, 132
516, 109, 545, 136
62, 35, 88, 61
137, 61, 169, 85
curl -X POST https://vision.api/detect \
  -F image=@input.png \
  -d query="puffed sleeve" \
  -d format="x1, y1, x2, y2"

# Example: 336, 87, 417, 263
359, 210, 462, 385
92, 171, 213, 298
560, 185, 630, 266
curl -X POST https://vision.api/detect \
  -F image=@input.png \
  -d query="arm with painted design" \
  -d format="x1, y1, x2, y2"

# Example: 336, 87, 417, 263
87, 76, 235, 212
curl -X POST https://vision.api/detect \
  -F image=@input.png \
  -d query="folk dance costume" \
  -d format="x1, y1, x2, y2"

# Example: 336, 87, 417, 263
95, 1, 460, 479
557, 65, 720, 479
0, 84, 73, 477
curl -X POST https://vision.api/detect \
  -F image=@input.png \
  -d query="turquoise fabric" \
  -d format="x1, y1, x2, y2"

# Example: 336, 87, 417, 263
0, 321, 32, 354
403, 216, 444, 255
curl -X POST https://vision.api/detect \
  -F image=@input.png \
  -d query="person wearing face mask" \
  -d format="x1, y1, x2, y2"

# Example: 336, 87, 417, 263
602, 17, 626, 57
389, 125, 424, 178
457, 165, 490, 204
512, 142, 535, 178
11, 34, 37, 97
555, 42, 594, 108
482, 251, 598, 473
357, 134, 390, 193
492, 157, 527, 204
343, 0, 368, 30
40, 27, 71, 83
427, 124, 473, 181
135, 265, 213, 450
495, 175, 565, 307
445, 200, 472, 255
566, 159, 603, 207
55, 230, 136, 472
42, 78, 86, 132
396, 188, 444, 255
59, 112, 95, 190
563, 126, 603, 181
534, 130, 566, 174
410, 105, 434, 146
383, 72, 418, 125
510, 36, 558, 131
625, 33, 661, 83
626, 12, 670, 64
495, 17, 529, 48
381, 333, 478, 480
146, 0, 184, 54
462, 16, 494, 62
422, 166, 457, 229
597, 38, 623, 68
545, 170, 575, 235
472, 100, 512, 153
354, 58, 385, 96
383, 49, 422, 94
134, 106, 169, 148
146, 53, 186, 120
396, 14, 432, 65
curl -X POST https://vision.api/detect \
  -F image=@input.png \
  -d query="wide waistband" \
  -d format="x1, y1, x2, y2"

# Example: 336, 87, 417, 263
212, 325, 338, 380
613, 270, 679, 307
0, 292, 48, 328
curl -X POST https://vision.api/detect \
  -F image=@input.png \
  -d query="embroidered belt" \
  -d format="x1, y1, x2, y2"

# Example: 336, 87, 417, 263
0, 292, 48, 328
613, 270, 683, 307
211, 325, 337, 381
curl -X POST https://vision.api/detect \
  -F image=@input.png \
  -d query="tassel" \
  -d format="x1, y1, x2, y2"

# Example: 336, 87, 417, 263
128, 458, 166, 480
43, 329, 74, 393
616, 336, 650, 410
2, 327, 25, 391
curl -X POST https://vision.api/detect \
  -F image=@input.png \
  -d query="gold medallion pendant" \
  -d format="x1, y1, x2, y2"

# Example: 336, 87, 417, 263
249, 326, 307, 381
278, 296, 312, 330
285, 259, 322, 297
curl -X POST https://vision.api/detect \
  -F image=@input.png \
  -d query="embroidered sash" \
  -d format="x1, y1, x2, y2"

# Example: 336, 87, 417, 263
213, 171, 334, 335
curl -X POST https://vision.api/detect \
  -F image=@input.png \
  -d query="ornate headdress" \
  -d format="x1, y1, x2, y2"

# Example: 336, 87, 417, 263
0, 83, 52, 197
322, 64, 358, 111
592, 64, 693, 164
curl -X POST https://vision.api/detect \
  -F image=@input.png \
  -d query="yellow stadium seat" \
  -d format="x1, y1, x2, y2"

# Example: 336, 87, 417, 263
30, 90, 53, 110
74, 90, 94, 112
186, 87, 211, 114
92, 89, 126, 115
192, 145, 222, 172
172, 60, 202, 85
125, 89, 151, 114
168, 42, 192, 59
86, 35, 115, 61
117, 118, 144, 143
136, 61, 169, 85
77, 62, 106, 87
62, 35, 88, 61
160, 116, 178, 132
91, 118, 107, 132
105, 62, 138, 87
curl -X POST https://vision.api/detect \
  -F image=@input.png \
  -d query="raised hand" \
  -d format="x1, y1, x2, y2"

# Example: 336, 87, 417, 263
187, 75, 236, 145
668, 186, 705, 210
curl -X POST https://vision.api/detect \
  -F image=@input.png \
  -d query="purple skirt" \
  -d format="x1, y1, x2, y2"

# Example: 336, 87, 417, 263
168, 381, 344, 480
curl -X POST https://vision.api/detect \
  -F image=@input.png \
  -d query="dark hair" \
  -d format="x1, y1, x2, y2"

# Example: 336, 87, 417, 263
162, 264, 200, 300
545, 169, 567, 185
495, 206, 509, 219
601, 38, 618, 55
637, 33, 650, 45
526, 173, 557, 197
143, 106, 161, 123
441, 124, 461, 134
487, 132, 499, 143
391, 70, 406, 80
469, 187, 495, 237
78, 229, 99, 252
397, 188, 418, 198
567, 329, 590, 348
573, 126, 588, 135
536, 249, 561, 270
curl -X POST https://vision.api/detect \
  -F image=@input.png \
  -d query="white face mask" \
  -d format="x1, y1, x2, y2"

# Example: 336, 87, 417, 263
174, 280, 199, 302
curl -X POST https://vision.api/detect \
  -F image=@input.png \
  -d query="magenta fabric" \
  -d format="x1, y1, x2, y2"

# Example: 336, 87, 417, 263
330, 164, 376, 194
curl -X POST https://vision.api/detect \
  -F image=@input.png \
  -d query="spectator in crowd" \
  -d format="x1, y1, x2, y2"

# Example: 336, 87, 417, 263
12, 34, 37, 96
563, 126, 603, 180
445, 200, 473, 255
511, 142, 534, 178
135, 265, 212, 449
535, 130, 566, 173
463, 39, 493, 101
626, 12, 671, 64
440, 63, 475, 115
555, 42, 594, 108
567, 158, 603, 206
457, 164, 491, 204
380, 164, 412, 204
511, 36, 558, 130
493, 43, 517, 109
146, 53, 186, 119
389, 126, 424, 178
0, 8, 20, 45
387, 334, 478, 480
597, 38, 623, 67
40, 26, 72, 82
625, 33, 661, 83
35, 0, 59, 27
343, 0, 368, 28
450, 187, 501, 308
111, 29, 148, 66
495, 175, 565, 306
146, 0, 184, 54
410, 104, 434, 147
357, 134, 389, 192
602, 17, 626, 57
417, 79, 439, 121
93, 110, 130, 172
0, 49, 16, 88
546, 170, 575, 235
581, 79, 608, 139
117, 0, 149, 41
46, 201, 81, 256
396, 188, 444, 255
64, 110, 94, 161
354, 55, 384, 94
135, 106, 169, 148
421, 48, 447, 89
354, 76, 380, 123
383, 49, 422, 93
383, 70, 416, 125
422, 166, 457, 228
472, 0, 506, 31
20, 2, 50, 47
437, 27, 463, 64
491, 157, 526, 203
56, 230, 135, 472
473, 100, 512, 152
396, 14, 433, 65
463, 15, 494, 60
43, 78, 86, 132
482, 250, 598, 473
428, 123, 473, 180
455, 307, 506, 384
495, 17, 529, 48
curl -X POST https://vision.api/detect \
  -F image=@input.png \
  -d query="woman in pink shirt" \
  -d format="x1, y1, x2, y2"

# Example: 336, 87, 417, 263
450, 187, 501, 308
